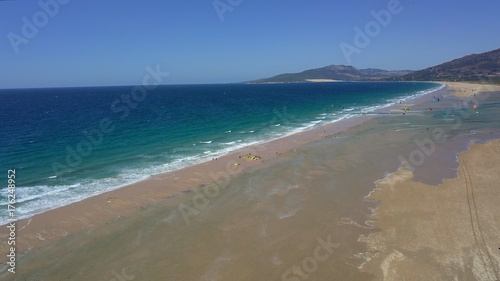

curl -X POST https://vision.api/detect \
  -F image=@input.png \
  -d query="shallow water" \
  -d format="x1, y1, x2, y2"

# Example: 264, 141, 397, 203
0, 82, 439, 223
9, 91, 500, 281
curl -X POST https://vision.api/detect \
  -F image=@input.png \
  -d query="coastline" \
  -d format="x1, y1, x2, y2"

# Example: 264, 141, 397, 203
0, 108, 377, 258
356, 82, 500, 280
0, 82, 443, 226
0, 81, 441, 225
445, 81, 500, 99
358, 139, 500, 280
0, 82, 443, 261
1, 81, 499, 280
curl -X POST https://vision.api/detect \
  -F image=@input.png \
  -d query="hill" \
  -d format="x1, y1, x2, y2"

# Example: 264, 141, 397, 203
397, 48, 500, 83
249, 65, 413, 83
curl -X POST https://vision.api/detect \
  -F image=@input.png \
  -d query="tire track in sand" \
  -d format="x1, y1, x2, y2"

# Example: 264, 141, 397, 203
459, 155, 498, 280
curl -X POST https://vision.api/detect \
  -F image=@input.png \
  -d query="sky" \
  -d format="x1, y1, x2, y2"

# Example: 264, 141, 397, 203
1, 0, 499, 88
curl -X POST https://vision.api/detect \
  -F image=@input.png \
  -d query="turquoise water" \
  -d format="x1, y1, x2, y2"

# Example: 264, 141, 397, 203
0, 82, 440, 222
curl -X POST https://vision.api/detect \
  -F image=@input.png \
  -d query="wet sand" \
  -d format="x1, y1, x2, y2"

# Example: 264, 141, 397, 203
358, 84, 500, 280
359, 139, 500, 281
0, 113, 375, 259
1, 83, 500, 280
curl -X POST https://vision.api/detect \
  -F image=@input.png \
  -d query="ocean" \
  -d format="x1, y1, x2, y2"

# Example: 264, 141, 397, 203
0, 82, 441, 223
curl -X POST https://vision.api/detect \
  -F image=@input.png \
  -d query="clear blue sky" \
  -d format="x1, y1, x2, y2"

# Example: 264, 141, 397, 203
1, 0, 499, 88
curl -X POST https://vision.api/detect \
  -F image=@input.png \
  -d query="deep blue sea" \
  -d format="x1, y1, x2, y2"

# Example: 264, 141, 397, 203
0, 82, 441, 223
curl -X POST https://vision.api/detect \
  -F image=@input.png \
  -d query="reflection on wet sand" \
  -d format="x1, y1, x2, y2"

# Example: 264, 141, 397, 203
3, 87, 500, 281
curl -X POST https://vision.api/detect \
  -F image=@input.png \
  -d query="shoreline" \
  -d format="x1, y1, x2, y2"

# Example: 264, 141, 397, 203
445, 81, 500, 99
358, 139, 500, 280
0, 83, 443, 226
1, 81, 499, 278
245, 80, 439, 85
355, 82, 500, 280
0, 83, 445, 260
0, 106, 378, 258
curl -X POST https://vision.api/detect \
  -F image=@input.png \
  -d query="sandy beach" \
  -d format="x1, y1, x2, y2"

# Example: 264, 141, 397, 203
358, 139, 500, 281
446, 81, 500, 99
0, 112, 376, 255
357, 82, 500, 280
1, 82, 500, 280
305, 79, 342, 83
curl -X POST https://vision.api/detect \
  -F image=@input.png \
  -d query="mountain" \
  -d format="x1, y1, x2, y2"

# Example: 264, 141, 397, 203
249, 65, 413, 83
397, 48, 500, 83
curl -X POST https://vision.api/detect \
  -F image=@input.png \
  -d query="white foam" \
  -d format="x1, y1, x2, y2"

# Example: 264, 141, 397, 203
2, 83, 446, 225
337, 217, 376, 229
